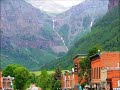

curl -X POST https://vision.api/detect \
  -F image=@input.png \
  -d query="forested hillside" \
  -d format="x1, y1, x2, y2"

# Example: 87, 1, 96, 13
45, 4, 120, 70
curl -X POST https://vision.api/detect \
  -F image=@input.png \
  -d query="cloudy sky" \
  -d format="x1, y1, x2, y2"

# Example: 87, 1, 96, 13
52, 0, 85, 7
25, 0, 85, 13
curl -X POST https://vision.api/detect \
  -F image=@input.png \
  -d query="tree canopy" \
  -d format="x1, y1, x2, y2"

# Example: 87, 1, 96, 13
79, 45, 101, 84
51, 67, 62, 90
14, 67, 30, 90
2, 64, 21, 77
2, 64, 31, 90
36, 69, 51, 90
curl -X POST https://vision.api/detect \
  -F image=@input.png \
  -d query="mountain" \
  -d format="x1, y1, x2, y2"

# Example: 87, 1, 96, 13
108, 0, 120, 11
0, 0, 109, 70
0, 0, 67, 70
54, 0, 108, 48
45, 1, 120, 70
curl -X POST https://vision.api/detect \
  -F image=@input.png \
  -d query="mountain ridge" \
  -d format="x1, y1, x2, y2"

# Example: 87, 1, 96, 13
0, 0, 67, 70
44, 2, 120, 70
0, 0, 109, 70
54, 0, 108, 48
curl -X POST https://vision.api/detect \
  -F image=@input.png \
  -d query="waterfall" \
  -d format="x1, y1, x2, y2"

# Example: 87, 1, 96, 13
90, 21, 93, 27
90, 19, 94, 27
52, 20, 68, 51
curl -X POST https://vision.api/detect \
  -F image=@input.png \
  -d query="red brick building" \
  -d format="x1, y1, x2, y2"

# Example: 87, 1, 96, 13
61, 54, 87, 90
73, 54, 87, 84
2, 76, 14, 90
0, 70, 14, 90
0, 70, 3, 89
61, 70, 79, 89
90, 52, 120, 89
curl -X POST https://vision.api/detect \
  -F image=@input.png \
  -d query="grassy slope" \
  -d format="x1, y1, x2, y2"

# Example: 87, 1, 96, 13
31, 70, 66, 76
1, 47, 56, 71
1, 23, 59, 71
45, 5, 120, 70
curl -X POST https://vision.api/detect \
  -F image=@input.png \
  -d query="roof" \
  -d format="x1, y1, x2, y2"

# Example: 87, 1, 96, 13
89, 53, 100, 61
90, 52, 120, 61
73, 54, 87, 60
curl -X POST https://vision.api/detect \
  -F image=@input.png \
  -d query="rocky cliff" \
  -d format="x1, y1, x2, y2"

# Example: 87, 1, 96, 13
108, 0, 120, 11
54, 0, 108, 48
0, 0, 67, 70
0, 0, 67, 53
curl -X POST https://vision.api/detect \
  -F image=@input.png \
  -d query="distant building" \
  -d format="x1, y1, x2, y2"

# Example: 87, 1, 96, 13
27, 83, 40, 90
90, 52, 120, 89
61, 70, 78, 89
0, 69, 14, 90
2, 76, 14, 90
61, 54, 87, 90
73, 54, 87, 84
0, 70, 3, 89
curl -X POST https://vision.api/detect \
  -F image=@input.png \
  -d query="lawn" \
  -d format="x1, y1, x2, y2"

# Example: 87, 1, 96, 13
31, 70, 66, 76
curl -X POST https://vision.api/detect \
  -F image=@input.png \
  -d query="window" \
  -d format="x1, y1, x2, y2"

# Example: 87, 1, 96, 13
91, 68, 93, 79
99, 67, 101, 79
74, 63, 78, 73
92, 68, 94, 79
68, 78, 70, 87
94, 68, 96, 79
97, 67, 98, 79
118, 80, 120, 87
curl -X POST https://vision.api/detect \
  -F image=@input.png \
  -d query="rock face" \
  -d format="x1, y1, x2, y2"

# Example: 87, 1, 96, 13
54, 0, 108, 48
0, 0, 67, 70
108, 0, 120, 11
0, 0, 66, 53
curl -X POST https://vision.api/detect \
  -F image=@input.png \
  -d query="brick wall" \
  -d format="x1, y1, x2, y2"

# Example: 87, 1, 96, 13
91, 58, 102, 83
101, 52, 120, 67
0, 70, 2, 89
91, 52, 120, 88
107, 70, 120, 88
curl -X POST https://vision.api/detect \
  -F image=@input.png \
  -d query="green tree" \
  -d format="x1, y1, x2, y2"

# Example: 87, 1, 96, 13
13, 67, 30, 90
88, 45, 102, 56
29, 73, 36, 84
36, 69, 51, 90
53, 80, 61, 90
79, 57, 90, 84
52, 67, 62, 89
53, 67, 61, 80
2, 64, 21, 77
79, 45, 101, 84
2, 64, 31, 90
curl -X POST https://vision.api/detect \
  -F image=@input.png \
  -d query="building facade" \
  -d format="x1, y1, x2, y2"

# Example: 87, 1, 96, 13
61, 71, 79, 90
2, 76, 14, 90
90, 52, 120, 89
0, 70, 3, 89
61, 54, 87, 90
0, 70, 14, 90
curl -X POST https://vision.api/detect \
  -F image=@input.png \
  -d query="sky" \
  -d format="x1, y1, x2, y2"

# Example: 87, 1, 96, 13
26, 0, 85, 13
53, 0, 85, 7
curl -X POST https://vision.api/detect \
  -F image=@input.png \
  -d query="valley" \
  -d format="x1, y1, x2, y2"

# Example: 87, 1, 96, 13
0, 0, 118, 71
